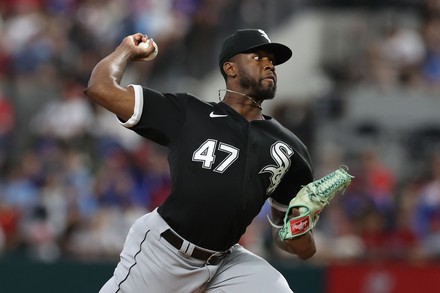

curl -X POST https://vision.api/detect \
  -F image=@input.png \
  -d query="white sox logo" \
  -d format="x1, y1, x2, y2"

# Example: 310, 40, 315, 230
258, 29, 271, 42
259, 141, 293, 194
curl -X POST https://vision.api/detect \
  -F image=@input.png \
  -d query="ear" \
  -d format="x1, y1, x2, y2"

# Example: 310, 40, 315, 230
223, 61, 236, 78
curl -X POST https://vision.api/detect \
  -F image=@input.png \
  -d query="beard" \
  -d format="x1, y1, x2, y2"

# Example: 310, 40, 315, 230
238, 72, 276, 101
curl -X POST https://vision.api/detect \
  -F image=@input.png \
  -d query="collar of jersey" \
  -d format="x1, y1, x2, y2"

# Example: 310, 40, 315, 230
217, 102, 271, 123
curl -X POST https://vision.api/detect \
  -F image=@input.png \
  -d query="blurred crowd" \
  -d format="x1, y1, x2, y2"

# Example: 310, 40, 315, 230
266, 0, 440, 265
1, 0, 440, 267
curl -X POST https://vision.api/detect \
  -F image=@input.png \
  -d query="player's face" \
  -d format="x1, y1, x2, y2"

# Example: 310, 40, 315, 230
236, 50, 277, 101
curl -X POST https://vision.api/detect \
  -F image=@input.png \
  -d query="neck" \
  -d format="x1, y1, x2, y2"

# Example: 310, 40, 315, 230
218, 89, 262, 110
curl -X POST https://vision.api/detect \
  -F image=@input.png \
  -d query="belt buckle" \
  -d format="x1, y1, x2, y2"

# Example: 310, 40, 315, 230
206, 250, 230, 265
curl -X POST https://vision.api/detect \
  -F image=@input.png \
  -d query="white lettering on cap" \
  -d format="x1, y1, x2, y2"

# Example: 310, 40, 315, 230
258, 29, 271, 42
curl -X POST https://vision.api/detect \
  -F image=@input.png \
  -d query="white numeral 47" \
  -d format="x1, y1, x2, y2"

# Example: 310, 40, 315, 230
192, 139, 239, 173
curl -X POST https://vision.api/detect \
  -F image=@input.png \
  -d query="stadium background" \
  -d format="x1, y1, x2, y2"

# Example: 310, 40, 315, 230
1, 0, 440, 292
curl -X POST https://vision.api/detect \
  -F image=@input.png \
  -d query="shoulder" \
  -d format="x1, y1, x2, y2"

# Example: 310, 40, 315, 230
164, 92, 214, 108
133, 86, 212, 109
133, 86, 214, 108
265, 117, 307, 148
264, 116, 313, 169
175, 93, 218, 112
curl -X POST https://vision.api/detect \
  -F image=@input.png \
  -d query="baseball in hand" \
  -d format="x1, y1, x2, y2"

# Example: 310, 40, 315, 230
138, 40, 158, 61
298, 207, 308, 215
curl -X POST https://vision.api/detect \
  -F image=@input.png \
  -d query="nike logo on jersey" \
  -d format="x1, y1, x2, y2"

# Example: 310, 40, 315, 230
209, 111, 228, 118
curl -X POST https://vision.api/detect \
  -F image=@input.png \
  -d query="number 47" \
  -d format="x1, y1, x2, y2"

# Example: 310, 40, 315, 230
192, 139, 240, 173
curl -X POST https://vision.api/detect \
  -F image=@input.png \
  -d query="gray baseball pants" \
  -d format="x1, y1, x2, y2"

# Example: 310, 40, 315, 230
99, 209, 293, 293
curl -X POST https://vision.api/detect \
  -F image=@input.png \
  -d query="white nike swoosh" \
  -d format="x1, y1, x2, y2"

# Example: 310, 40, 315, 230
209, 111, 228, 118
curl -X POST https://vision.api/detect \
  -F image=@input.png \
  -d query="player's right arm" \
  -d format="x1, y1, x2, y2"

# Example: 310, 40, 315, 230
84, 33, 156, 121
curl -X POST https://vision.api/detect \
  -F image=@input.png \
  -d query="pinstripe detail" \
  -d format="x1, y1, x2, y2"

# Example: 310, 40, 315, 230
116, 230, 150, 292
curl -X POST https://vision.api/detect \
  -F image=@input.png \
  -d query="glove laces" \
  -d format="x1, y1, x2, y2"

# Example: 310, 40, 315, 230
308, 166, 353, 205
266, 166, 354, 229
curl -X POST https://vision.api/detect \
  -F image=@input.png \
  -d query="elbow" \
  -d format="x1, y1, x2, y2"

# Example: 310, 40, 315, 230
295, 233, 317, 260
296, 245, 316, 260
83, 87, 91, 99
83, 82, 104, 103
83, 83, 97, 99
83, 85, 90, 96
281, 231, 317, 260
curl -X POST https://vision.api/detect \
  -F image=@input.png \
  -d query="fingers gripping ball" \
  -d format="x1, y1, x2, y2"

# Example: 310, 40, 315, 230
138, 40, 158, 61
271, 167, 354, 240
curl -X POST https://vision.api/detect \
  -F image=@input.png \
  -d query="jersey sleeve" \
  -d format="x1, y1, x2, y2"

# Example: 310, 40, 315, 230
119, 84, 187, 146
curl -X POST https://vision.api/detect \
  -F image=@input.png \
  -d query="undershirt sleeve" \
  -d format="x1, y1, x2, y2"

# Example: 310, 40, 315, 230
119, 84, 144, 128
267, 198, 288, 212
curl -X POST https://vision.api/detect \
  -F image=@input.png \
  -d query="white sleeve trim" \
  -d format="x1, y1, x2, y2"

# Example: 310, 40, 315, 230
119, 84, 144, 128
268, 198, 288, 212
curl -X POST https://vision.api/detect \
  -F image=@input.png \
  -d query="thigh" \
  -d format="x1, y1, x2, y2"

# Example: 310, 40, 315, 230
100, 212, 211, 293
205, 245, 293, 293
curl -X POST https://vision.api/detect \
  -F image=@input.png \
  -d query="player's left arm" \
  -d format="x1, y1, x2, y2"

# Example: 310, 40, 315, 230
270, 207, 316, 260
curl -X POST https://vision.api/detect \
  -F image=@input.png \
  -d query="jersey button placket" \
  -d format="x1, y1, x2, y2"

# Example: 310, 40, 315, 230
248, 142, 255, 180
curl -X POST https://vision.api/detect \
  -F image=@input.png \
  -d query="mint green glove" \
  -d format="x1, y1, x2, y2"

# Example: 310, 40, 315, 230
277, 167, 354, 240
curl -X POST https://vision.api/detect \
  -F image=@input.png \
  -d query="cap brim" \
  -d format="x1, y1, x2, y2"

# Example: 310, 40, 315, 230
243, 43, 292, 65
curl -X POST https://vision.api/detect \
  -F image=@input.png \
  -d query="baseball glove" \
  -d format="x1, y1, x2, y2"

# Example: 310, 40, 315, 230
270, 166, 354, 240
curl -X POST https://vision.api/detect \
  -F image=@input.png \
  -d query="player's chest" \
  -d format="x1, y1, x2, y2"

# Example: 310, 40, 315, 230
178, 118, 297, 175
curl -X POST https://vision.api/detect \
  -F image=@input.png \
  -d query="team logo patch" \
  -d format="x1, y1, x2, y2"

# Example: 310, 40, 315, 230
289, 216, 310, 235
258, 29, 271, 42
259, 141, 293, 194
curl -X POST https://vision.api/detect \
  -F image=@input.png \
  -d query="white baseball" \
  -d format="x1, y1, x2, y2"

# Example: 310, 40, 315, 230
299, 207, 308, 215
138, 40, 158, 61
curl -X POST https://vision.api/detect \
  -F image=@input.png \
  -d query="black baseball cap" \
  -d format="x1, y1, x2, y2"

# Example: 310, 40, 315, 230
218, 29, 292, 71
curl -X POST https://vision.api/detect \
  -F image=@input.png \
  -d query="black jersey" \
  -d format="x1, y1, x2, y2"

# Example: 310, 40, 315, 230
124, 85, 314, 251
